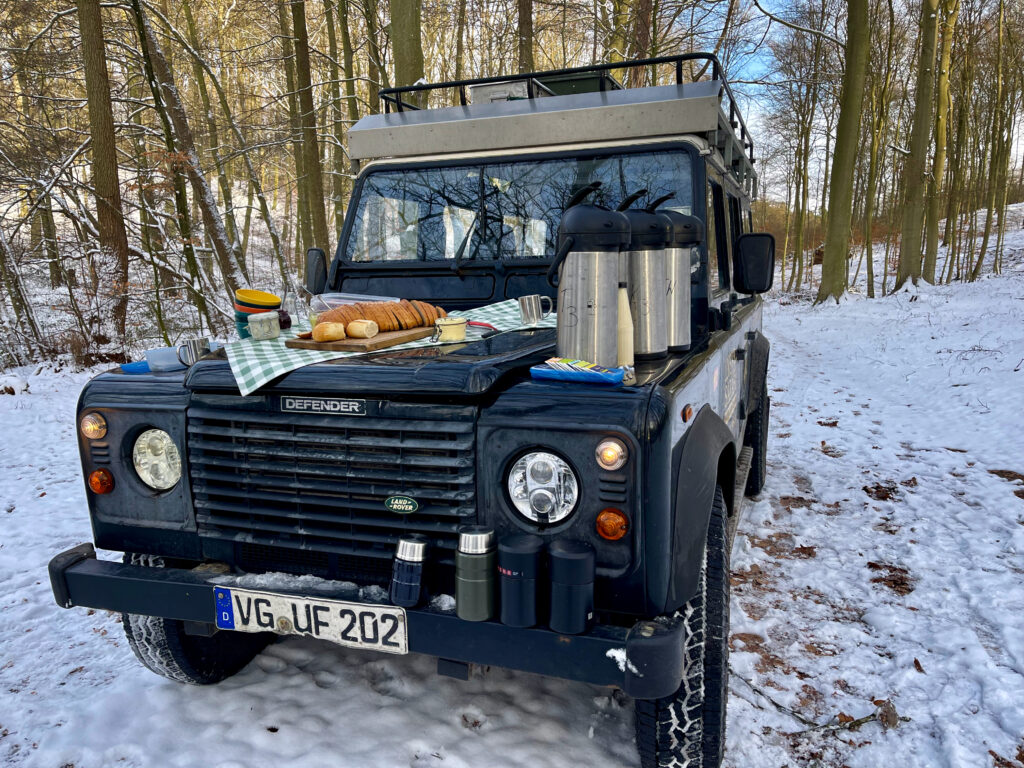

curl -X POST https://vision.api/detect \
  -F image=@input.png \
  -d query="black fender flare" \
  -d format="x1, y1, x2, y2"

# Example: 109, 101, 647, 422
665, 404, 735, 612
745, 330, 770, 418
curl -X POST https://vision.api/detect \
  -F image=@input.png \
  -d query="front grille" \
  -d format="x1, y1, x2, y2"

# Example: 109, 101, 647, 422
187, 403, 476, 567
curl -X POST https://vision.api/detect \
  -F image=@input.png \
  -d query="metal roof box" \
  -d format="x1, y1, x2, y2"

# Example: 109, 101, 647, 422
468, 78, 554, 103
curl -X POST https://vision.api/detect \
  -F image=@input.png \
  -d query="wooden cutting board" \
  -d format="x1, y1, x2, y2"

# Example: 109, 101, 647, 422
284, 326, 433, 352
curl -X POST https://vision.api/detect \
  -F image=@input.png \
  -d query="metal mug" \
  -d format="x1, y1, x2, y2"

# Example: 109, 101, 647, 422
176, 337, 210, 367
517, 294, 554, 326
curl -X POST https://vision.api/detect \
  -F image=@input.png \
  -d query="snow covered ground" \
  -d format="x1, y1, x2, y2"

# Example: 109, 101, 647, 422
1, 254, 1022, 767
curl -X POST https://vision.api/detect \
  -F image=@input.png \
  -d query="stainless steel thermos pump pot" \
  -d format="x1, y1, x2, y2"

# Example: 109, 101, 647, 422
621, 209, 671, 360
549, 205, 630, 368
658, 209, 703, 352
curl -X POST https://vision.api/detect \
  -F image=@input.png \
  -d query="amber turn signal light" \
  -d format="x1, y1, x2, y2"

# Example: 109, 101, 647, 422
88, 468, 114, 494
596, 508, 629, 541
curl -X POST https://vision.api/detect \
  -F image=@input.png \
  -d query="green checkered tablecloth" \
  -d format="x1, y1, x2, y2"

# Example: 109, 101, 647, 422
226, 299, 556, 396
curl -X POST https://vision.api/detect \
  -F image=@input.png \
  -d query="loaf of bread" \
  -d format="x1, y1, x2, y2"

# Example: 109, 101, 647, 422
312, 300, 448, 335
312, 322, 347, 342
346, 319, 378, 338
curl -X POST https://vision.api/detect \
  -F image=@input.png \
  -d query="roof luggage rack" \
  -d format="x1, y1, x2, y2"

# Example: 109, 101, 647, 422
363, 54, 756, 194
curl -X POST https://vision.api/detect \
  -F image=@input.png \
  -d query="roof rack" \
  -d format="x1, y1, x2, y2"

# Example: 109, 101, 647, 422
378, 54, 754, 168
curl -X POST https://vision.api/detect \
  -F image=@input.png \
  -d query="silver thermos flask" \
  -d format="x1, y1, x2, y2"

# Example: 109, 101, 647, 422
658, 210, 704, 352
621, 210, 671, 360
548, 205, 631, 368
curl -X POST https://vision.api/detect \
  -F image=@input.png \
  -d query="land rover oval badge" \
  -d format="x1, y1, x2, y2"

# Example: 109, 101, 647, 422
385, 495, 419, 514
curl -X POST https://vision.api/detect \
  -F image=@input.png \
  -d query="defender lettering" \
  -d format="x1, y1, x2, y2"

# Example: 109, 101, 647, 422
281, 397, 366, 415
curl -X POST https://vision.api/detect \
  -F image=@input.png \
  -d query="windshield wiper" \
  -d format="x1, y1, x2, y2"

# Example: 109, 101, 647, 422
451, 220, 477, 274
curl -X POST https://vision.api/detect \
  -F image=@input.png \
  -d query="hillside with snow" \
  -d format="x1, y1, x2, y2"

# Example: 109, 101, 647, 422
1, 241, 1022, 767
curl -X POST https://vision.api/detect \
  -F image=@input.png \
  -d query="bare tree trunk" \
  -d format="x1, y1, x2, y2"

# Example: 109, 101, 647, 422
131, 0, 246, 298
392, 0, 426, 105
277, 0, 311, 257
627, 0, 652, 85
291, 0, 331, 252
455, 0, 468, 79
923, 0, 959, 283
895, 0, 940, 288
324, 0, 348, 235
971, 0, 1004, 281
816, 0, 869, 303
181, 0, 244, 271
517, 0, 534, 72
76, 0, 130, 342
363, 0, 386, 112
0, 227, 42, 353
143, 1, 288, 284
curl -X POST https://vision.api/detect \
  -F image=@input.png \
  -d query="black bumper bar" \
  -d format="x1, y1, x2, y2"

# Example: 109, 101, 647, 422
49, 544, 684, 699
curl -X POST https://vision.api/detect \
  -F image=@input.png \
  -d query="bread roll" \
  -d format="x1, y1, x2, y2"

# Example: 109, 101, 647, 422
346, 319, 378, 338
312, 322, 347, 342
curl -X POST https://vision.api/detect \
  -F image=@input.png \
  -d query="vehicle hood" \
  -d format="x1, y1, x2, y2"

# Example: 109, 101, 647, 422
184, 328, 556, 397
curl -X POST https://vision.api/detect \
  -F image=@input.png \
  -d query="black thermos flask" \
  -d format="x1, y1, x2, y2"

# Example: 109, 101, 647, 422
548, 540, 595, 635
499, 534, 544, 627
390, 534, 428, 608
455, 526, 496, 621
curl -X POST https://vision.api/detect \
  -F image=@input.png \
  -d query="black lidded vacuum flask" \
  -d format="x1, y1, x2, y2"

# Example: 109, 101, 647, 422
498, 534, 544, 627
548, 540, 595, 635
455, 526, 496, 621
390, 534, 428, 608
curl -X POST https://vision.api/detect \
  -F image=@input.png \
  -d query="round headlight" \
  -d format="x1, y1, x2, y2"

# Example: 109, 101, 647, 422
132, 429, 182, 490
506, 451, 579, 525
80, 412, 107, 440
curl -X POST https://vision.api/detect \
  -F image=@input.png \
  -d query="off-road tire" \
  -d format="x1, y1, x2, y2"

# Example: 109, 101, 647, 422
634, 486, 730, 767
121, 554, 270, 685
744, 378, 769, 496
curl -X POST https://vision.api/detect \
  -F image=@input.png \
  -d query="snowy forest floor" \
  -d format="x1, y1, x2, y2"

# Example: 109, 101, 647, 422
1, 257, 1023, 767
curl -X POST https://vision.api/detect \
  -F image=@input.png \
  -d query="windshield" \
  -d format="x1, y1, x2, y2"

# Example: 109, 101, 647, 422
342, 148, 695, 263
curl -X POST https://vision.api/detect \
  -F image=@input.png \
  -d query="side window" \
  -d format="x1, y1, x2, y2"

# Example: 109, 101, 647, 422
728, 194, 742, 246
707, 182, 730, 293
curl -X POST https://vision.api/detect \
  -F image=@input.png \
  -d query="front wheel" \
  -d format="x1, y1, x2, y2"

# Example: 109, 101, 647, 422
122, 554, 270, 685
634, 486, 730, 767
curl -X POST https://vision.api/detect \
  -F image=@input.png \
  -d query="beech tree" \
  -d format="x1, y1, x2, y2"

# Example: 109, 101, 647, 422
817, 0, 869, 303
895, 0, 941, 288
76, 0, 130, 340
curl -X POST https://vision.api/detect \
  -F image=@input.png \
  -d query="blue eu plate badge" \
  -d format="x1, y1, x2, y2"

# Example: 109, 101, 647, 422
215, 588, 235, 630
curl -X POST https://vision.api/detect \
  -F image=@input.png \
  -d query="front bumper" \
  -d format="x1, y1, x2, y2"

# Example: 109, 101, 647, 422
49, 544, 684, 699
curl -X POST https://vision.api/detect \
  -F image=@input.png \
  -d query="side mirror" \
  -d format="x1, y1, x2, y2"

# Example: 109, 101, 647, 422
305, 247, 328, 295
732, 233, 775, 294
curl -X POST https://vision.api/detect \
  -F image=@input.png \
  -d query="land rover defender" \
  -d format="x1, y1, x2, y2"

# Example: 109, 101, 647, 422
49, 55, 773, 768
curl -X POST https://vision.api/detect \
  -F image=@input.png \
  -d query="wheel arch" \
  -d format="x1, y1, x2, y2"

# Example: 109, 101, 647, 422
660, 404, 735, 614
745, 330, 770, 420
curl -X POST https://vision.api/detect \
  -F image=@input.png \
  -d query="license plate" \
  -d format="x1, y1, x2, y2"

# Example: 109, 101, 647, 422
213, 587, 408, 654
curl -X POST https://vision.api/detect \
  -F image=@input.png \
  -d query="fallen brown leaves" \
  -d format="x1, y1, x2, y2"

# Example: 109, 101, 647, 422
779, 495, 815, 511
867, 562, 915, 595
863, 481, 898, 501
821, 441, 844, 458
989, 469, 1024, 483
